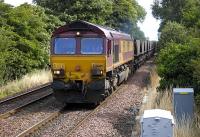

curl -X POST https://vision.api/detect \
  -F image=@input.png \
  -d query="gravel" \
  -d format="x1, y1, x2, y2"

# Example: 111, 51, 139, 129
0, 95, 63, 137
32, 104, 93, 137
29, 60, 153, 137
68, 60, 152, 137
0, 60, 153, 137
0, 86, 52, 114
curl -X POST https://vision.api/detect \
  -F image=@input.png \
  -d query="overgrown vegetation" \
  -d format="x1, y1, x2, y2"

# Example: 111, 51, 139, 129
33, 0, 146, 39
137, 67, 200, 137
0, 0, 146, 88
0, 69, 52, 99
152, 0, 200, 102
0, 1, 62, 85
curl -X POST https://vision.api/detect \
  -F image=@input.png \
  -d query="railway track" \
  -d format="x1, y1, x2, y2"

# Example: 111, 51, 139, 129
16, 107, 64, 137
15, 85, 125, 137
65, 85, 125, 137
1, 63, 152, 137
0, 83, 52, 119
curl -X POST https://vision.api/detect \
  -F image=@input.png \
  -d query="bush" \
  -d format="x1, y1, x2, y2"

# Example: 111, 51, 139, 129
157, 42, 200, 90
0, 2, 63, 85
159, 21, 189, 49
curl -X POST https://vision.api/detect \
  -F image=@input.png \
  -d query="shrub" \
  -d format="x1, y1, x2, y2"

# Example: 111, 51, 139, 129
0, 2, 62, 85
159, 21, 189, 49
157, 42, 199, 90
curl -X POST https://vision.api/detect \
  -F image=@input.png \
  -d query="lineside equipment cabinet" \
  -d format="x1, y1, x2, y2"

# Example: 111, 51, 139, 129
140, 109, 174, 137
173, 88, 194, 121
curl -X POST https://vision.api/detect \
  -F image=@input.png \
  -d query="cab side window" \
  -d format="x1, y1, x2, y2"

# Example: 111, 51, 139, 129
107, 40, 112, 56
134, 40, 137, 55
113, 40, 119, 63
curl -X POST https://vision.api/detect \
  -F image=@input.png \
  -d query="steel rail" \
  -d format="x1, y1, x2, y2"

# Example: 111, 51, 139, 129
0, 83, 51, 105
0, 83, 52, 119
16, 107, 64, 137
66, 84, 125, 137
15, 84, 125, 137
0, 92, 52, 119
12, 58, 151, 136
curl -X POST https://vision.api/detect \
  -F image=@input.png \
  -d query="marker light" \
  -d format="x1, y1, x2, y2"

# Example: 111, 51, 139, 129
76, 32, 80, 36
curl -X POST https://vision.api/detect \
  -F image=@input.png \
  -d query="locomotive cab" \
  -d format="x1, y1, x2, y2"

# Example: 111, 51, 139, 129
50, 21, 134, 104
51, 21, 110, 104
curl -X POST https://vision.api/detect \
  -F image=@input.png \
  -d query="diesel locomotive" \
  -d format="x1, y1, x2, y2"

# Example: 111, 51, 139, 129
50, 21, 156, 104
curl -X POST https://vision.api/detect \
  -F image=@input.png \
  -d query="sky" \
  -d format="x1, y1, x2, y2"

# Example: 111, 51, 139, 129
4, 0, 32, 6
137, 0, 160, 41
4, 0, 160, 41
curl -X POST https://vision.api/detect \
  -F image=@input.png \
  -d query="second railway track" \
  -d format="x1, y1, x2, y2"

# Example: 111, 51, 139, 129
0, 93, 63, 137
0, 61, 153, 137
0, 83, 52, 119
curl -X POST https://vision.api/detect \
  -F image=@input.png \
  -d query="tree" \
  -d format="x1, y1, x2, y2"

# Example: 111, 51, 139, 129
190, 38, 200, 90
107, 0, 146, 39
152, 0, 200, 31
33, 0, 113, 25
33, 0, 146, 39
159, 21, 189, 48
156, 42, 200, 90
0, 2, 63, 85
152, 0, 186, 22
182, 0, 200, 37
153, 0, 200, 103
156, 22, 200, 93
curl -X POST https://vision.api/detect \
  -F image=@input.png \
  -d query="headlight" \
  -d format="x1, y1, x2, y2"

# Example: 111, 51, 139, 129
53, 70, 60, 75
92, 69, 103, 76
92, 64, 104, 77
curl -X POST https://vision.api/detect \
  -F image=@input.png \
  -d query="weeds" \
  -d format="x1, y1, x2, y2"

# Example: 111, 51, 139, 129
138, 66, 200, 137
0, 69, 52, 99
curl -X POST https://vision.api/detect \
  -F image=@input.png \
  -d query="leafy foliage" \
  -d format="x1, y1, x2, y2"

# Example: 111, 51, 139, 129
33, 0, 146, 39
36, 0, 113, 25
0, 2, 63, 85
182, 0, 200, 29
152, 0, 186, 22
157, 42, 200, 90
152, 0, 200, 31
0, 0, 146, 86
107, 0, 146, 39
33, 0, 112, 24
154, 0, 200, 101
158, 21, 189, 48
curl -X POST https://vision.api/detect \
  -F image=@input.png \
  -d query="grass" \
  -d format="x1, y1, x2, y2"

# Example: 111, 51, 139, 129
137, 66, 200, 137
0, 69, 52, 99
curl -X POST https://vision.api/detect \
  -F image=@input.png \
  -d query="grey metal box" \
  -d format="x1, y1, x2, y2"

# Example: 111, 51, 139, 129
173, 88, 194, 120
140, 109, 174, 137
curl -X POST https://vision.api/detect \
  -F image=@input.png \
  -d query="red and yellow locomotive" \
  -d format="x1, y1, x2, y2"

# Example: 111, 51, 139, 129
50, 21, 155, 104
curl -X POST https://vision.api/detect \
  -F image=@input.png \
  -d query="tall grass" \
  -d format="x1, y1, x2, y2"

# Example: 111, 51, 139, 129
0, 69, 52, 99
138, 66, 200, 137
154, 90, 200, 137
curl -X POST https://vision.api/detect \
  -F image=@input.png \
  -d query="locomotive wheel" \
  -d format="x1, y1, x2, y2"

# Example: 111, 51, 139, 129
113, 85, 117, 91
109, 87, 113, 94
94, 101, 100, 106
112, 76, 118, 91
105, 90, 110, 97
